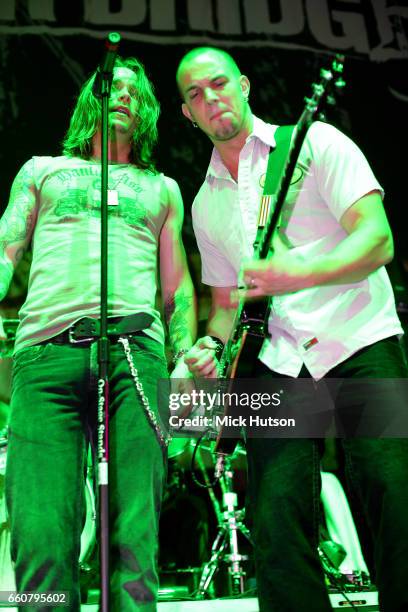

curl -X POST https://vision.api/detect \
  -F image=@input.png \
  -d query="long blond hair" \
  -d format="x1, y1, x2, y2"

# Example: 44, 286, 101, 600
62, 57, 160, 172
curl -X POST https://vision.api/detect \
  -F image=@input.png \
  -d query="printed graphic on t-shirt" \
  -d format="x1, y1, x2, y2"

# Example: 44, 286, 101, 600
48, 166, 149, 227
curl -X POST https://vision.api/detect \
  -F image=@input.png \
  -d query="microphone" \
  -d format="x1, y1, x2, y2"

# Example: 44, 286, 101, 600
99, 32, 121, 75
93, 32, 121, 97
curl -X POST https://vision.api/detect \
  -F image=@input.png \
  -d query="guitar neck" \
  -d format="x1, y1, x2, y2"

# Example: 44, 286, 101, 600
258, 59, 344, 259
257, 120, 311, 260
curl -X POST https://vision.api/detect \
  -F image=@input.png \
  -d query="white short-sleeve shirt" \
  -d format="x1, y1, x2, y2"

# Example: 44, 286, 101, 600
192, 117, 403, 379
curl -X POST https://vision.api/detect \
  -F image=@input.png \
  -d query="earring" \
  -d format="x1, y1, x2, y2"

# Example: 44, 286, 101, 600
192, 122, 198, 128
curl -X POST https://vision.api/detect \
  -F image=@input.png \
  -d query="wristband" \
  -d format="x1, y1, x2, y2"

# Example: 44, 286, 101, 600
208, 335, 225, 360
172, 348, 190, 364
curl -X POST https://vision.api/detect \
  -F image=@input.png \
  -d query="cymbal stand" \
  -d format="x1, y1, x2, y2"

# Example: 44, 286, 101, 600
196, 455, 252, 598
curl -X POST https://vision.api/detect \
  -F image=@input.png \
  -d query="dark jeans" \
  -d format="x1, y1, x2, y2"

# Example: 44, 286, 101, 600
247, 336, 408, 612
6, 334, 169, 612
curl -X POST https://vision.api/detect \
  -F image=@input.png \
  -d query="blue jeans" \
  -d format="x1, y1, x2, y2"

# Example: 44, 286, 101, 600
247, 336, 408, 612
6, 333, 168, 612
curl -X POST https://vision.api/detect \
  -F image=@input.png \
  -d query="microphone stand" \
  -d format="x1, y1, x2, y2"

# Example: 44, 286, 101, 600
92, 32, 120, 612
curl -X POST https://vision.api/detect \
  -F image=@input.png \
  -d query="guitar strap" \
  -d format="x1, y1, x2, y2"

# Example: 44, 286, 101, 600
254, 125, 295, 252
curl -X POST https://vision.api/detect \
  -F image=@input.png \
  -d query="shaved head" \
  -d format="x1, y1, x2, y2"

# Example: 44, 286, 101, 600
176, 46, 252, 145
176, 47, 241, 95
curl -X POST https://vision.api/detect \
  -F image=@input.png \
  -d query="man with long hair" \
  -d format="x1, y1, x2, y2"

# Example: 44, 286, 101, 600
0, 56, 195, 610
176, 47, 408, 612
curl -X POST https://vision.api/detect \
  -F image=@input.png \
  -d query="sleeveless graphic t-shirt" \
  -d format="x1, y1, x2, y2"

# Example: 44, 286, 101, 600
15, 156, 168, 351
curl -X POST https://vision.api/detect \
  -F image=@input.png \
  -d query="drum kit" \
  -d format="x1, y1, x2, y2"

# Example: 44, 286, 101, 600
164, 438, 371, 598
0, 319, 371, 600
163, 436, 253, 598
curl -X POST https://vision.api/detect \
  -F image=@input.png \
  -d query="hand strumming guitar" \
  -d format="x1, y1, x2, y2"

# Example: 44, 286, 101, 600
184, 336, 221, 378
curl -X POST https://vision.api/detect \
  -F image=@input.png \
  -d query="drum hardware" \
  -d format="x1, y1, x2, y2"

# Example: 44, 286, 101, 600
168, 436, 220, 470
168, 435, 247, 472
195, 454, 253, 599
163, 437, 252, 598
165, 437, 371, 603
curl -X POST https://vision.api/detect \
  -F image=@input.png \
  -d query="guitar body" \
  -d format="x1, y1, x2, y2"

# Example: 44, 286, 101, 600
214, 300, 269, 455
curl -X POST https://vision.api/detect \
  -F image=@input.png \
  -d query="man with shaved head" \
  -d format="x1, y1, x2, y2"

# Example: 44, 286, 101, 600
176, 47, 408, 611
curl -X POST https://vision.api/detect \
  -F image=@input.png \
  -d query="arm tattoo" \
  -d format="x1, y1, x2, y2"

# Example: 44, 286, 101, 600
1, 160, 37, 242
0, 160, 36, 299
164, 290, 193, 351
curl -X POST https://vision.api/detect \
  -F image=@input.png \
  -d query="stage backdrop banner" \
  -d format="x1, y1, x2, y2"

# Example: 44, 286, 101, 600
0, 0, 407, 62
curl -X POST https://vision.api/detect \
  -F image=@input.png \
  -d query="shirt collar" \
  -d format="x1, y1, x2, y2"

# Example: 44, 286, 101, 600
206, 115, 278, 180
250, 115, 277, 148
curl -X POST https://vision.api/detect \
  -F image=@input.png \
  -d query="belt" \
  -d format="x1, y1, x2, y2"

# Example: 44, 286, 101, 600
43, 313, 154, 345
